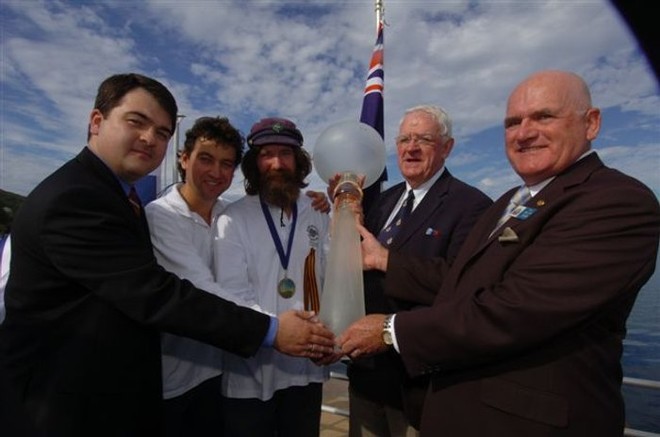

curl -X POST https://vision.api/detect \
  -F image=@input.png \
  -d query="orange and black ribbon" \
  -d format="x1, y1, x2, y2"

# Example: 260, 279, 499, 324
303, 248, 320, 313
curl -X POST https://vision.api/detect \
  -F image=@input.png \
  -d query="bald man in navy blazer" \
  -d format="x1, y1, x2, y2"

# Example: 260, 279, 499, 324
339, 71, 660, 437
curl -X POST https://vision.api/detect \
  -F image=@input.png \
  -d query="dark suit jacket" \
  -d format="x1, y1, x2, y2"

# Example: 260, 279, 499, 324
349, 169, 492, 427
0, 148, 270, 436
386, 153, 660, 437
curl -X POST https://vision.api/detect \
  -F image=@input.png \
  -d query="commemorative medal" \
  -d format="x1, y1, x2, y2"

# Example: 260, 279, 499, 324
278, 276, 296, 298
260, 197, 298, 300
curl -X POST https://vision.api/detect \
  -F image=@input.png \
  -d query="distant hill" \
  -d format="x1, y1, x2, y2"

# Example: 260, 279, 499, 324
1, 189, 25, 235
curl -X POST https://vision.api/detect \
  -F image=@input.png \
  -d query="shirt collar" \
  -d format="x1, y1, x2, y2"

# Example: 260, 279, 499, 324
404, 166, 446, 208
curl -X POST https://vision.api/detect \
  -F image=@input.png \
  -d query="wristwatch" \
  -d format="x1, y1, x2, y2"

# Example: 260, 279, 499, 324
382, 314, 394, 346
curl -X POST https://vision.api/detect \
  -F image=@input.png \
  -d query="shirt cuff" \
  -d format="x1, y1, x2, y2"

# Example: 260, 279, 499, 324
391, 314, 400, 353
262, 315, 278, 347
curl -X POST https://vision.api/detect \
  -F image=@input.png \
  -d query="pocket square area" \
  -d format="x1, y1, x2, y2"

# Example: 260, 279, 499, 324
498, 227, 520, 243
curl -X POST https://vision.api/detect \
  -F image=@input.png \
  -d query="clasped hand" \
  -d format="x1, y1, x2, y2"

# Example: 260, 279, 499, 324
274, 309, 389, 364
336, 314, 389, 360
274, 310, 336, 360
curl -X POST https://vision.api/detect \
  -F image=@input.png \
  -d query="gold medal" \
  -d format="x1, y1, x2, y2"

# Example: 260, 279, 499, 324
278, 277, 296, 298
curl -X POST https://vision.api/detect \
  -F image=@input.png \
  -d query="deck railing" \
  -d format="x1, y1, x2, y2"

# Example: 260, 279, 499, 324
623, 377, 660, 437
322, 372, 660, 437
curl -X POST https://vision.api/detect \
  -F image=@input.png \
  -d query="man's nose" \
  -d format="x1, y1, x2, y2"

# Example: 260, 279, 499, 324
516, 118, 539, 141
270, 156, 285, 169
140, 127, 158, 146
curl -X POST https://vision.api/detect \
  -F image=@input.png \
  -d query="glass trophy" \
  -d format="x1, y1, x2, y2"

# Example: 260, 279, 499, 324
313, 121, 385, 335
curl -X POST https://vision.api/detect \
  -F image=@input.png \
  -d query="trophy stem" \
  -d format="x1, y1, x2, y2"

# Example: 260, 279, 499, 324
319, 172, 366, 335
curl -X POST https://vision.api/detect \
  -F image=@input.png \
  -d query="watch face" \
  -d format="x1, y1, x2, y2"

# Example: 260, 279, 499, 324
382, 331, 393, 345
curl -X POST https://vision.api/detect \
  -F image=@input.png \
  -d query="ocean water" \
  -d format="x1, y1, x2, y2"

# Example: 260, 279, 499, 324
623, 253, 660, 434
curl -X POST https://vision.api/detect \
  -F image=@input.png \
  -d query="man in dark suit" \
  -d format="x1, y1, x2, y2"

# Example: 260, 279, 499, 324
338, 70, 660, 437
0, 73, 334, 436
348, 105, 492, 436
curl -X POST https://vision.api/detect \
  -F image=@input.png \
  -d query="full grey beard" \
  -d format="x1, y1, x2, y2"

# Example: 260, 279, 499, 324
260, 171, 300, 210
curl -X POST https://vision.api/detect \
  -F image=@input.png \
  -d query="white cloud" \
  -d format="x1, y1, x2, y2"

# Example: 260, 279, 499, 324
1, 0, 658, 200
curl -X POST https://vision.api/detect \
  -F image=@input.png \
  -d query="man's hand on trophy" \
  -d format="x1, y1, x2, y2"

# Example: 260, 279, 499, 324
356, 223, 389, 272
274, 310, 335, 359
337, 314, 389, 360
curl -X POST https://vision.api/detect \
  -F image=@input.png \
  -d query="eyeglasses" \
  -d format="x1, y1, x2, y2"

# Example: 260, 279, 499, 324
395, 134, 439, 148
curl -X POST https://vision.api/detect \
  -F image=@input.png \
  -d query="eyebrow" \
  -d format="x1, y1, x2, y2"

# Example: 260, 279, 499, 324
127, 111, 173, 136
397, 133, 436, 138
504, 108, 556, 127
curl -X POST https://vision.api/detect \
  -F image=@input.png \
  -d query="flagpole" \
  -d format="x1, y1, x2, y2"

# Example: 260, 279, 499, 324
172, 114, 185, 186
360, 0, 386, 213
375, 0, 383, 27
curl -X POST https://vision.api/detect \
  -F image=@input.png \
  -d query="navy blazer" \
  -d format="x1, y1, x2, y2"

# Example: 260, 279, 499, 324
387, 153, 660, 436
349, 169, 492, 426
0, 147, 270, 435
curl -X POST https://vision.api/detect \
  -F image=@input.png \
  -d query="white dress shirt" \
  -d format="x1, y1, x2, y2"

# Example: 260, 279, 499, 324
145, 185, 262, 399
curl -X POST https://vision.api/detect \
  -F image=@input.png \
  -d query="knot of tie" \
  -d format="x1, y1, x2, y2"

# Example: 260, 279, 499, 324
490, 186, 530, 237
401, 189, 415, 220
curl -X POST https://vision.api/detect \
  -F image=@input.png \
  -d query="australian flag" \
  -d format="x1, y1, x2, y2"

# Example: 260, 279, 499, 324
360, 21, 387, 213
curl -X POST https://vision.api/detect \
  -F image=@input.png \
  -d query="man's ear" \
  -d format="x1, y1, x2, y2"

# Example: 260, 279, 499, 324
585, 107, 601, 142
89, 109, 103, 136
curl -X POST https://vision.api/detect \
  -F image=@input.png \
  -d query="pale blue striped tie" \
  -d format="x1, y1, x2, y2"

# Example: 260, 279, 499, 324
490, 186, 531, 237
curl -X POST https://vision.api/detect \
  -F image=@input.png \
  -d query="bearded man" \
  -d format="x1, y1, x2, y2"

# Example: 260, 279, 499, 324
213, 117, 331, 437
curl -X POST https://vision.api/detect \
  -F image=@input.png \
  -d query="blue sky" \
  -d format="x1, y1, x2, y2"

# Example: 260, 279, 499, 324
1, 0, 658, 202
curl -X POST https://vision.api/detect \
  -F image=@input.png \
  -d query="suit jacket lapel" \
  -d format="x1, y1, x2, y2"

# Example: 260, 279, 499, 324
390, 171, 452, 250
463, 152, 606, 262
367, 183, 406, 235
77, 147, 128, 200
76, 147, 152, 240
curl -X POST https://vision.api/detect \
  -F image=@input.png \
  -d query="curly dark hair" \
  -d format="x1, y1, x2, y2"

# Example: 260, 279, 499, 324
176, 116, 245, 182
241, 146, 311, 195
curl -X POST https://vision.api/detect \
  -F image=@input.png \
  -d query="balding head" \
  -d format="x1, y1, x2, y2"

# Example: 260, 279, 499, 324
508, 70, 593, 115
504, 70, 601, 185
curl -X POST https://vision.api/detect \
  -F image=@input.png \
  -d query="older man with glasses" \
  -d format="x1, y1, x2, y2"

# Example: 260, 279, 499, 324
347, 105, 493, 437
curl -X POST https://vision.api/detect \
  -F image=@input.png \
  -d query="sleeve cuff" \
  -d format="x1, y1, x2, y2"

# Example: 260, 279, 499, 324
262, 315, 278, 347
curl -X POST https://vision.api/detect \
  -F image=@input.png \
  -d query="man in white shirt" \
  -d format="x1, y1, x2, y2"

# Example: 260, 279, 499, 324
145, 116, 329, 437
214, 117, 331, 437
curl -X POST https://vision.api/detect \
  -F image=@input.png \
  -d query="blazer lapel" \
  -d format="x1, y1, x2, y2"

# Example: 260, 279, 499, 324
367, 184, 406, 235
77, 147, 128, 199
482, 187, 521, 244
77, 147, 152, 241
464, 152, 606, 261
390, 171, 452, 250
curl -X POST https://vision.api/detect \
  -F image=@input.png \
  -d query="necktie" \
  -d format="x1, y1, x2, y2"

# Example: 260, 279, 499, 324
377, 190, 415, 247
128, 186, 142, 217
490, 186, 531, 237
